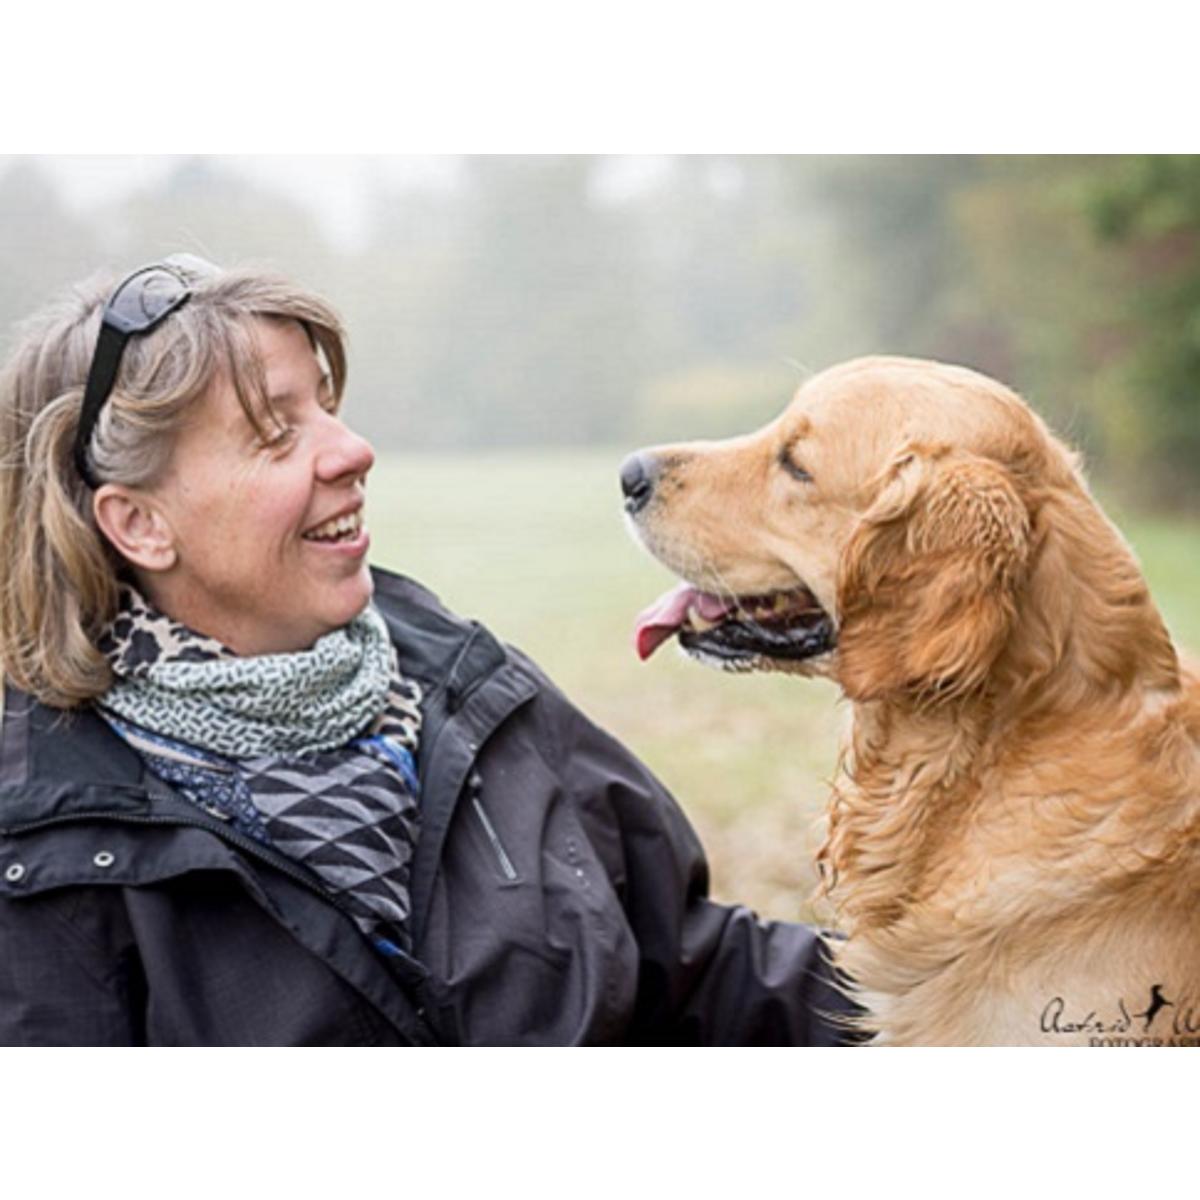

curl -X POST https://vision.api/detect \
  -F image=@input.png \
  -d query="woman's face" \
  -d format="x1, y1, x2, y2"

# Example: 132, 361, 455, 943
142, 317, 376, 654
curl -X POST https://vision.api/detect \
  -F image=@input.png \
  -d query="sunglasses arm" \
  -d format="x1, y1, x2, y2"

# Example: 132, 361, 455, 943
73, 321, 129, 488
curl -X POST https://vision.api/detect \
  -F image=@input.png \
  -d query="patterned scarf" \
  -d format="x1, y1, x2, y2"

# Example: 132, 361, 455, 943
98, 586, 403, 758
97, 584, 424, 955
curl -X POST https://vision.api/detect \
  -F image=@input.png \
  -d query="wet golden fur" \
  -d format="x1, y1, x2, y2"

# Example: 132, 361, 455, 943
632, 356, 1200, 1045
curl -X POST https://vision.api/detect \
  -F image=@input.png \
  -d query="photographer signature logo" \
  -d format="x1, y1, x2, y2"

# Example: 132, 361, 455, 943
1039, 983, 1200, 1046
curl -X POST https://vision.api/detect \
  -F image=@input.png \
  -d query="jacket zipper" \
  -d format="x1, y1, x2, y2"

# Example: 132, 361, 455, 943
407, 670, 538, 944
468, 772, 518, 882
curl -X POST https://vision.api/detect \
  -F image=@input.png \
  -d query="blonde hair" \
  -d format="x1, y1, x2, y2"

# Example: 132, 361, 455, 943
0, 262, 348, 709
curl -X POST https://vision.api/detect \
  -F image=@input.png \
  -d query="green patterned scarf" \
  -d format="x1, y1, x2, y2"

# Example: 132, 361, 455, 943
97, 584, 399, 758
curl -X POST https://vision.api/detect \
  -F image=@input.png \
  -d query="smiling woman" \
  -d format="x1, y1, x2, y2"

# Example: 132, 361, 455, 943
0, 255, 857, 1046
0, 258, 359, 704
92, 316, 377, 656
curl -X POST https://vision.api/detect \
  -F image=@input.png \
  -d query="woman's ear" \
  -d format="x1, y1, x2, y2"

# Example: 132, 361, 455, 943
835, 443, 1030, 704
92, 485, 178, 574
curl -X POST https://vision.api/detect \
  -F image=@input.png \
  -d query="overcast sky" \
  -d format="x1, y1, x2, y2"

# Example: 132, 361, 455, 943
5, 155, 462, 249
3, 154, 669, 250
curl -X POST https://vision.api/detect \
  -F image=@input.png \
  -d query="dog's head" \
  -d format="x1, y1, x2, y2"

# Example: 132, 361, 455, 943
624, 356, 1070, 704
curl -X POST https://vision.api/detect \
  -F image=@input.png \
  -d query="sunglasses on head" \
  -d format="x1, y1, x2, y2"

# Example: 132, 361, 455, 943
73, 253, 219, 488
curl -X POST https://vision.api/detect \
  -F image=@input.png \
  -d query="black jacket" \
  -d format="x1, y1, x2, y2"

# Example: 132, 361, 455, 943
0, 568, 854, 1045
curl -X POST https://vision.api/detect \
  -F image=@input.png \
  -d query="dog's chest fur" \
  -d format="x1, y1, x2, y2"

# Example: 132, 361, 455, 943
821, 690, 1200, 1047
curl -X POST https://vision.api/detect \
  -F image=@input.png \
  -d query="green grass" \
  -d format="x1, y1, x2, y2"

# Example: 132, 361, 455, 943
367, 449, 1200, 922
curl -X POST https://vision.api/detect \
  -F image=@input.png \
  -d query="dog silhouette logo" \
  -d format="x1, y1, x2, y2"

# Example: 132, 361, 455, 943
1132, 984, 1174, 1032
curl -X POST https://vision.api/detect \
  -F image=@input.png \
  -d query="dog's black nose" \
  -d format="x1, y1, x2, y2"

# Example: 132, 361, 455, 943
620, 452, 657, 515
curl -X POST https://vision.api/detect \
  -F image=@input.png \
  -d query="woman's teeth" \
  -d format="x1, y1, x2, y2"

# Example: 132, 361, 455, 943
302, 511, 363, 542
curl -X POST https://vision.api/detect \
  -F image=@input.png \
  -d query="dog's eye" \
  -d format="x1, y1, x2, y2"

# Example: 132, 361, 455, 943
779, 447, 813, 483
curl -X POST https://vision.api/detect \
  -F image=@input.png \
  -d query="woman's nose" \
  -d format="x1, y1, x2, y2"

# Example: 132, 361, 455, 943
316, 415, 375, 482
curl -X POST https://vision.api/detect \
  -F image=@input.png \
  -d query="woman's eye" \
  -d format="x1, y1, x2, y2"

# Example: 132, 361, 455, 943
263, 425, 295, 450
779, 447, 812, 482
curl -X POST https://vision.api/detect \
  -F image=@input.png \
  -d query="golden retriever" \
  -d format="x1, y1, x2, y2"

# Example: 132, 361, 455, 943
622, 355, 1200, 1046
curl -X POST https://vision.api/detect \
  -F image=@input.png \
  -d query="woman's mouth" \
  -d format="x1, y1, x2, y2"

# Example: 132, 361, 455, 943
300, 506, 364, 549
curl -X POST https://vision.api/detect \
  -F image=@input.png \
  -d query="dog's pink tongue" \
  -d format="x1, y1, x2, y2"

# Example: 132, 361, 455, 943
633, 583, 731, 661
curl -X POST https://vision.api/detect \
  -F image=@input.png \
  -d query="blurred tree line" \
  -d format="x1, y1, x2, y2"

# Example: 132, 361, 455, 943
0, 155, 1196, 505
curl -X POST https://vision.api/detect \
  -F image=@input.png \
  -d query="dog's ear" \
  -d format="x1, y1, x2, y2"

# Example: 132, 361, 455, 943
836, 444, 1030, 703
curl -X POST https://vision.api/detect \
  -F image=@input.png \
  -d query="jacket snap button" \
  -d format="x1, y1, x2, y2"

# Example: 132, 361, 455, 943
5, 863, 26, 883
93, 851, 115, 868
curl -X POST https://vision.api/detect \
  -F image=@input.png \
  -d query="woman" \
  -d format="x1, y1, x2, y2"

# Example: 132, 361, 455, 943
0, 254, 853, 1045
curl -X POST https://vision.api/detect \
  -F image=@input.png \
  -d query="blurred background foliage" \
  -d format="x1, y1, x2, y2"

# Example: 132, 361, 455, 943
1, 154, 1197, 919
2, 154, 1198, 504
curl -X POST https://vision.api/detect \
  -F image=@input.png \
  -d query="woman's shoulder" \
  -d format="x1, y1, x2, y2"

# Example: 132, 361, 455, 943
368, 565, 583, 732
369, 565, 533, 698
369, 565, 472, 648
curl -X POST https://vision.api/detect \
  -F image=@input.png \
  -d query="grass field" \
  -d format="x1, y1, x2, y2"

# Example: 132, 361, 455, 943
368, 449, 1200, 924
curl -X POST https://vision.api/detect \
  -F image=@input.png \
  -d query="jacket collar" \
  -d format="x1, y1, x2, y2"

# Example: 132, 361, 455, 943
0, 567, 508, 830
369, 567, 509, 713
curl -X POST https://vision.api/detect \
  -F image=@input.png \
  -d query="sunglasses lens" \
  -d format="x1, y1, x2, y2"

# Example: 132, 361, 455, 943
105, 267, 191, 334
